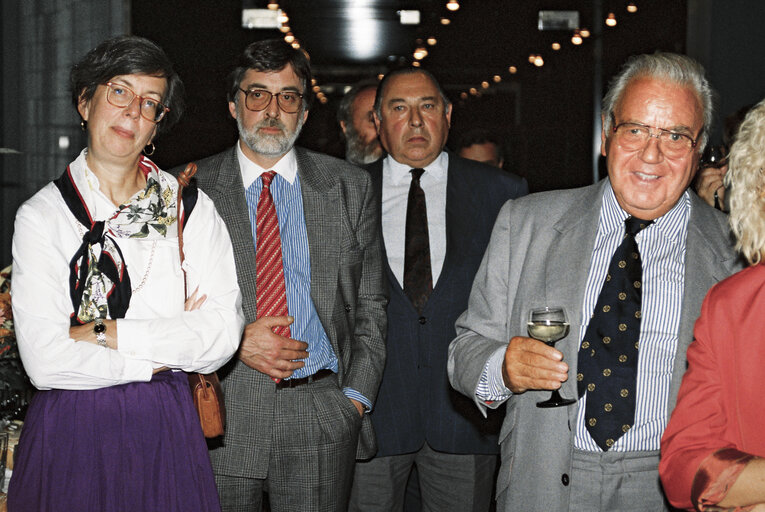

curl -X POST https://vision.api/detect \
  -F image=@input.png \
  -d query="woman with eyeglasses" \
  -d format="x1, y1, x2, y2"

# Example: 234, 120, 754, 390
7, 36, 243, 511
660, 98, 765, 511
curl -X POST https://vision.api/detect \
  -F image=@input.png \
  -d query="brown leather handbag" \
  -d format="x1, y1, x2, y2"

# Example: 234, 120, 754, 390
177, 163, 226, 438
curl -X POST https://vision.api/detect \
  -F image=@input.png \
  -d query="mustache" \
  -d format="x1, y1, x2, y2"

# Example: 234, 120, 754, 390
257, 118, 286, 131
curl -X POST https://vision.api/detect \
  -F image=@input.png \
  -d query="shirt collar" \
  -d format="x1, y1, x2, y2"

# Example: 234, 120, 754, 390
237, 140, 298, 190
383, 151, 449, 186
600, 180, 690, 242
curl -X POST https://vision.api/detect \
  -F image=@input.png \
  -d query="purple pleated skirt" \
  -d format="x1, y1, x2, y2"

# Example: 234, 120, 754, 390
7, 370, 221, 512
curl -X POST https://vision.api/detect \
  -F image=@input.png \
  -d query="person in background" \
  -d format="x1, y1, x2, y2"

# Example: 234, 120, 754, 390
455, 129, 505, 169
660, 98, 765, 512
448, 52, 742, 511
183, 39, 387, 512
7, 35, 243, 512
692, 103, 753, 211
338, 79, 384, 165
349, 67, 527, 512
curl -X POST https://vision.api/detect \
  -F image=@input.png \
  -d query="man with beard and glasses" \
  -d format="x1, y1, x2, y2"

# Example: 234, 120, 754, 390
338, 79, 384, 166
176, 39, 387, 512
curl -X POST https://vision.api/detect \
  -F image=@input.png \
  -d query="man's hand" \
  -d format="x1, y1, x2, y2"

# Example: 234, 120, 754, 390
693, 164, 727, 209
502, 336, 569, 394
350, 398, 365, 418
238, 316, 308, 379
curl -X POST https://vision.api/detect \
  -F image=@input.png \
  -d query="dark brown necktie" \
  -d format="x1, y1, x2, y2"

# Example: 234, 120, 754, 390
403, 168, 432, 313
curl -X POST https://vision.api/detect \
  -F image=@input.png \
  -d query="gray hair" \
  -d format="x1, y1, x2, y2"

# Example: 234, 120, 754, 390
337, 79, 379, 129
602, 52, 713, 152
374, 67, 451, 119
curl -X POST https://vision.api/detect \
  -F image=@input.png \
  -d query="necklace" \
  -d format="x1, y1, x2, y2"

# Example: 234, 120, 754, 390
74, 221, 157, 293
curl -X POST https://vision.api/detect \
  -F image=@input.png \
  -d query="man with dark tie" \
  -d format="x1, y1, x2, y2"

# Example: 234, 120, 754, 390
349, 67, 528, 511
448, 52, 743, 511
181, 39, 387, 512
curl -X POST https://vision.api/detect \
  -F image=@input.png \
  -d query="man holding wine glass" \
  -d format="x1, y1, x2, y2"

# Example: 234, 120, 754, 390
448, 52, 743, 511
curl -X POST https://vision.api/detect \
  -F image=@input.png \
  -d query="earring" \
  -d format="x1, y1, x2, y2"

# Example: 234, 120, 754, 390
80, 120, 87, 131
143, 142, 155, 156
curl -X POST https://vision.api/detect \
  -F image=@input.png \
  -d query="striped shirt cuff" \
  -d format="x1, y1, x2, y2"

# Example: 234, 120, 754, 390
476, 347, 513, 407
343, 387, 372, 413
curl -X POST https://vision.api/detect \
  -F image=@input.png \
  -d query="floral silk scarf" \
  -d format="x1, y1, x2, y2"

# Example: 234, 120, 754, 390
54, 156, 177, 325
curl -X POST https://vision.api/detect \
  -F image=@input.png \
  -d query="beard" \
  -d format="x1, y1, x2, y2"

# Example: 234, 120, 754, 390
237, 106, 305, 158
344, 123, 383, 165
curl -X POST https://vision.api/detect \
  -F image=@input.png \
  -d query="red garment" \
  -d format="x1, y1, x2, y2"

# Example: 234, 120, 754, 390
660, 264, 765, 511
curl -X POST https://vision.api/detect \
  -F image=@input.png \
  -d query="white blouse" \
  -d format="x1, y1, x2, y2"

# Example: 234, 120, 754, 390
11, 150, 244, 390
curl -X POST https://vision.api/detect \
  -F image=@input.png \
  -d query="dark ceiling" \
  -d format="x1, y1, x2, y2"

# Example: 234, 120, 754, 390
138, 0, 687, 192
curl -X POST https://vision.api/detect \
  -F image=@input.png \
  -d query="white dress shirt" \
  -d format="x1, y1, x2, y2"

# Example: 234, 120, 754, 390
236, 140, 298, 187
11, 149, 244, 390
381, 151, 448, 288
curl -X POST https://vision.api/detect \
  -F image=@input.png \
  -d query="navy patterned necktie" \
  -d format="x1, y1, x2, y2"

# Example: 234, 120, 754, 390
403, 168, 432, 313
577, 216, 652, 451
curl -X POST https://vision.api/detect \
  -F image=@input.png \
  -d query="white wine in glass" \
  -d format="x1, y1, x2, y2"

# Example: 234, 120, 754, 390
528, 306, 576, 408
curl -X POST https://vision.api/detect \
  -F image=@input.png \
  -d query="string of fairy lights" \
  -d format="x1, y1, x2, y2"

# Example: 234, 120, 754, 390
263, 2, 330, 104
261, 1, 641, 105
450, 1, 641, 102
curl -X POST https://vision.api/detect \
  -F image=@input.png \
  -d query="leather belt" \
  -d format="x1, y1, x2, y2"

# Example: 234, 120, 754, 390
275, 368, 334, 390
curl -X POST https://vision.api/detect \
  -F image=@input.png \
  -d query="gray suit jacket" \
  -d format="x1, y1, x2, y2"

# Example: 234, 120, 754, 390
448, 180, 742, 511
184, 145, 387, 478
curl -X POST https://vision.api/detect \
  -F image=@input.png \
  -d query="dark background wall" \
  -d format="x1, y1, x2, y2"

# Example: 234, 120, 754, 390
1, 0, 128, 265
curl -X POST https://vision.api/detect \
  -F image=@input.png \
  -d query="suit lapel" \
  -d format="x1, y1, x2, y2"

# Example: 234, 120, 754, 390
668, 193, 740, 410
296, 149, 340, 341
210, 146, 260, 323
367, 159, 402, 297
439, 155, 478, 296
544, 181, 606, 413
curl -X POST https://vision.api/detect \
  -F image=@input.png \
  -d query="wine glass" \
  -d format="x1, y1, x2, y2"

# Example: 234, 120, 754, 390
527, 306, 576, 408
700, 144, 728, 169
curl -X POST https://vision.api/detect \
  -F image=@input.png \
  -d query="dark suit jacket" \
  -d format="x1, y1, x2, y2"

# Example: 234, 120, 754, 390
366, 153, 528, 457
178, 146, 388, 478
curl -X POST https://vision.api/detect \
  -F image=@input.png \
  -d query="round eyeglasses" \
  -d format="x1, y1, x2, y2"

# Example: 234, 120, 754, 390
239, 88, 304, 114
611, 120, 699, 159
104, 82, 169, 123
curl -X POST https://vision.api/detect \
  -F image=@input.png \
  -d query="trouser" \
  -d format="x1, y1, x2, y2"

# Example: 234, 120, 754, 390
216, 374, 361, 512
568, 448, 669, 511
349, 442, 497, 512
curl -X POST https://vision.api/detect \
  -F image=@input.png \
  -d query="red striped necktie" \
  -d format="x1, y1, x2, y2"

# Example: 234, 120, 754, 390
255, 171, 290, 338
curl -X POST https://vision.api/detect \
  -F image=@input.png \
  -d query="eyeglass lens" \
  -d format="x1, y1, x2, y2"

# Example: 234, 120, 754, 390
616, 124, 693, 158
243, 89, 302, 113
106, 83, 167, 122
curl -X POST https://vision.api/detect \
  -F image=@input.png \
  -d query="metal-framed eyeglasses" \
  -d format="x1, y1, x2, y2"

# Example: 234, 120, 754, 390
104, 82, 169, 123
239, 88, 304, 114
611, 115, 700, 159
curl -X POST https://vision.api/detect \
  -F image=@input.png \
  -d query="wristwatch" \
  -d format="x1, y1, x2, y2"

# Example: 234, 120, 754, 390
94, 318, 107, 347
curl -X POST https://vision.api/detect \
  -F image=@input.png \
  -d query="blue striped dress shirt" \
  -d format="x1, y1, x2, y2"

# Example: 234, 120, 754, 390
574, 183, 689, 451
476, 182, 690, 453
238, 145, 370, 409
